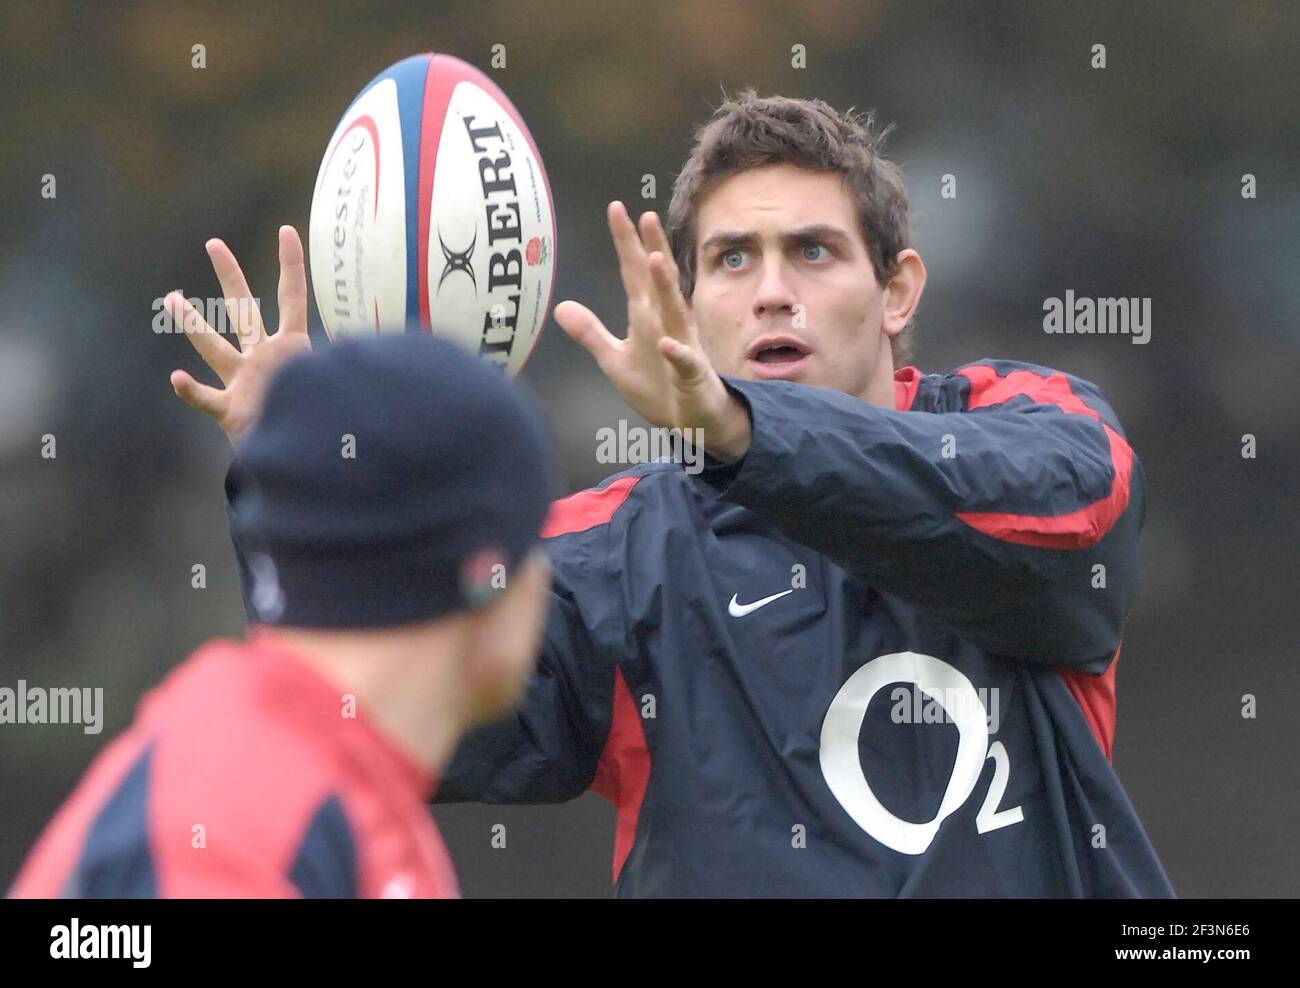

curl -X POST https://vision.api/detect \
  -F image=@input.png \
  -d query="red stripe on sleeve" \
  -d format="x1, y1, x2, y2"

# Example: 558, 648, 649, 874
1057, 642, 1121, 761
542, 476, 639, 538
589, 667, 650, 884
954, 365, 1134, 549
544, 477, 643, 881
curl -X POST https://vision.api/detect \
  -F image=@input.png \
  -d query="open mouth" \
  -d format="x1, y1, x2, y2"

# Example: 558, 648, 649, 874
753, 344, 806, 364
746, 336, 812, 378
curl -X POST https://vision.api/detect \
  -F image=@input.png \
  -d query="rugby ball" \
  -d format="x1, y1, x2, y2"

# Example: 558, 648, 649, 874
308, 53, 556, 376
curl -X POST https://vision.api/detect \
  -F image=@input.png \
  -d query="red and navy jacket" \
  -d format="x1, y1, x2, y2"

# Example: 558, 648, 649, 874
237, 357, 1172, 897
10, 630, 458, 899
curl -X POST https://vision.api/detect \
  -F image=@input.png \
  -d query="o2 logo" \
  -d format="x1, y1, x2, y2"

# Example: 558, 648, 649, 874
818, 651, 1023, 855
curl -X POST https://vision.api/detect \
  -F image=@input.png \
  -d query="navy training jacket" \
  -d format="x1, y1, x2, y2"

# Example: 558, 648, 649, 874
230, 357, 1175, 898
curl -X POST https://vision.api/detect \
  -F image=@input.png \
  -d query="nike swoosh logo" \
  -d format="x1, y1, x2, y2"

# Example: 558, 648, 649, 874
728, 589, 795, 617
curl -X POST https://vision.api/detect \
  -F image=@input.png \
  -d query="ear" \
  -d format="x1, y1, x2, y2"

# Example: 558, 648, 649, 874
881, 249, 927, 339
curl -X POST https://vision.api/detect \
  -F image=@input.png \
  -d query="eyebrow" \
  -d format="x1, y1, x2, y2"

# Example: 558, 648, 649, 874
698, 224, 854, 257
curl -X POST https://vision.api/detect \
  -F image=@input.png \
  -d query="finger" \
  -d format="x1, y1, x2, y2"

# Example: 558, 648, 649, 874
554, 300, 621, 369
166, 291, 242, 383
277, 225, 309, 336
658, 336, 710, 386
638, 211, 678, 280
607, 201, 651, 305
170, 368, 229, 419
205, 238, 267, 349
648, 251, 692, 342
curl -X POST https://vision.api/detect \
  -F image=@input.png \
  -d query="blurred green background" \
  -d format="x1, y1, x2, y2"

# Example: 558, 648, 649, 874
2, 0, 1298, 896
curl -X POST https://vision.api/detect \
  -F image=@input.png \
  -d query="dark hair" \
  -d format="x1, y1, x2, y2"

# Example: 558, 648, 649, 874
667, 89, 916, 364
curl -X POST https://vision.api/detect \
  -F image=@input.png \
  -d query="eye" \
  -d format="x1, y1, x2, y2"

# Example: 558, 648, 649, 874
802, 243, 830, 262
721, 249, 746, 270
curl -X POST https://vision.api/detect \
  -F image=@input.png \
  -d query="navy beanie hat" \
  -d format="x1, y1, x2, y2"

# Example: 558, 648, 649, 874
226, 333, 555, 629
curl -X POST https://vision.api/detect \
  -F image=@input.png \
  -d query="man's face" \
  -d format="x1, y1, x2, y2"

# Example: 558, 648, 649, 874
688, 163, 902, 402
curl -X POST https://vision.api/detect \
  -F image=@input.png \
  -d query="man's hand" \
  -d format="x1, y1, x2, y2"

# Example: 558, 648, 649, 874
167, 225, 311, 445
553, 202, 752, 461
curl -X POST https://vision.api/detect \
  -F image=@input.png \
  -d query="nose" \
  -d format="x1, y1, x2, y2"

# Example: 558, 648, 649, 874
752, 256, 798, 320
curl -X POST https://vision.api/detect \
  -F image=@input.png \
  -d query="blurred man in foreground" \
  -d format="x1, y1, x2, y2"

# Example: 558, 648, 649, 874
12, 332, 553, 898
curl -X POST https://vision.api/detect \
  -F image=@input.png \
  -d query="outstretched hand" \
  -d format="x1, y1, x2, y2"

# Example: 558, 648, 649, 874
553, 202, 751, 461
167, 225, 312, 445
